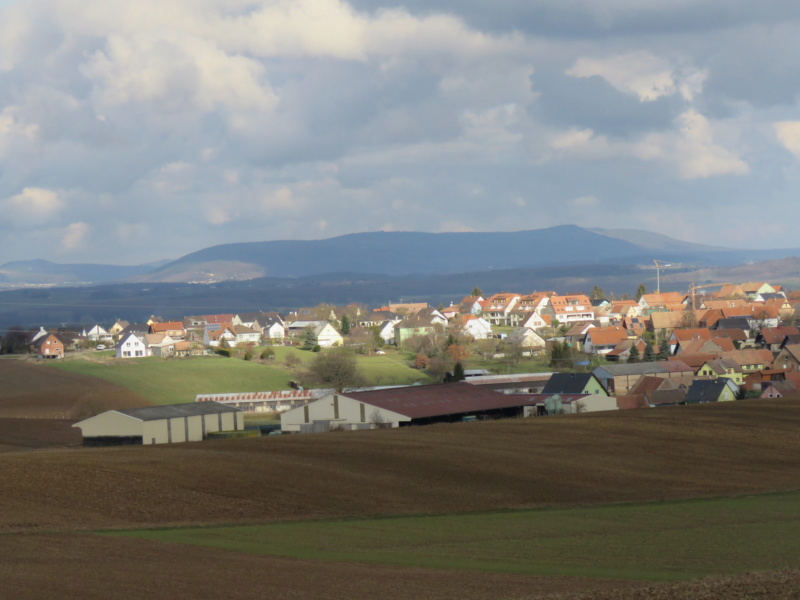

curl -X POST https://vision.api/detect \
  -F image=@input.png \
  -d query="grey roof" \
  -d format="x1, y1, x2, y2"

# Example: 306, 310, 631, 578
593, 362, 693, 378
115, 401, 240, 421
542, 372, 600, 394
684, 378, 734, 404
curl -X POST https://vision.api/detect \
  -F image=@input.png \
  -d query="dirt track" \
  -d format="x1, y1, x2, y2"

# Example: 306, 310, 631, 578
0, 398, 799, 598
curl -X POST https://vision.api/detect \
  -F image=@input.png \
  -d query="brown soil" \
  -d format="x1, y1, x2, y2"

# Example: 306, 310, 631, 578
0, 359, 151, 420
0, 398, 799, 598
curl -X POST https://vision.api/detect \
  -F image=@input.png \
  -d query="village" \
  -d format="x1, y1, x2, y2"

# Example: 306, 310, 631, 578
13, 278, 800, 442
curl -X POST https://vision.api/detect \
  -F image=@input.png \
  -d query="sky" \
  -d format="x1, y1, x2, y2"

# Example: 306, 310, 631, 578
2, 0, 800, 265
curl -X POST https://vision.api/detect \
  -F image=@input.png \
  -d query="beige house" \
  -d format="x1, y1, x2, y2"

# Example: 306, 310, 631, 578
73, 402, 243, 446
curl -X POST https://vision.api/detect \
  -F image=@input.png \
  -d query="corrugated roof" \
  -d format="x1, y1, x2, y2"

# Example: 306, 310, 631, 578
341, 383, 548, 419
115, 401, 240, 421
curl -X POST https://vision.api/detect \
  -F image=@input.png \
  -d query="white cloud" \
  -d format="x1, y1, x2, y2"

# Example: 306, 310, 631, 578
61, 221, 89, 250
773, 121, 800, 160
636, 110, 749, 179
567, 51, 706, 102
3, 187, 63, 226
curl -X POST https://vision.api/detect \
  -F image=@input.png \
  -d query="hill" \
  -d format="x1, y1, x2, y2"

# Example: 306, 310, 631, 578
0, 259, 166, 287
0, 358, 151, 420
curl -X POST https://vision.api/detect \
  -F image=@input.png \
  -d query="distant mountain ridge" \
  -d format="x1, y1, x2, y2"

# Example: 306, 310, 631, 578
136, 225, 719, 283
0, 259, 170, 286
4, 226, 800, 288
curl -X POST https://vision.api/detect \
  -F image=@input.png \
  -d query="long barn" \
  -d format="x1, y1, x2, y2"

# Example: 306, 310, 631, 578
73, 402, 243, 446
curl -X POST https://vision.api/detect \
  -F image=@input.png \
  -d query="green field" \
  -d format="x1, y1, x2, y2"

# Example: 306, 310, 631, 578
107, 491, 800, 582
45, 348, 433, 405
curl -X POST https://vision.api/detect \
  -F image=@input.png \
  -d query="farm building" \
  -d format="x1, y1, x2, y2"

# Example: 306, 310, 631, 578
279, 382, 613, 433
195, 390, 320, 413
73, 402, 243, 446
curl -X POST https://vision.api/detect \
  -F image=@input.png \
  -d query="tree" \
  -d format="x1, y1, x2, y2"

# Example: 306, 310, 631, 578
304, 347, 364, 392
656, 340, 669, 361
452, 361, 465, 382
590, 285, 605, 301
340, 315, 351, 335
643, 341, 655, 362
549, 340, 571, 369
628, 344, 640, 363
471, 287, 483, 298
635, 283, 647, 302
0, 326, 29, 355
301, 326, 318, 350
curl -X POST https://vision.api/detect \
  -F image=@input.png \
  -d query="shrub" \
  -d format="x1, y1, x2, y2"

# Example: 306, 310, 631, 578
243, 350, 253, 361
215, 347, 232, 358
260, 348, 275, 360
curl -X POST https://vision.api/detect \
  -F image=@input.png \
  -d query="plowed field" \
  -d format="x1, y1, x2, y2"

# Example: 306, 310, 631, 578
0, 359, 151, 421
0, 395, 798, 598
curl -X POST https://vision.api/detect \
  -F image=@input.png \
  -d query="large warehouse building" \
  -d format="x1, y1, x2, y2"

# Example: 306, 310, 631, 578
73, 401, 243, 446
280, 382, 614, 433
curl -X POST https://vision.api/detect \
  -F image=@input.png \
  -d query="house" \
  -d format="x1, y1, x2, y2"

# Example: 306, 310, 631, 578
683, 378, 739, 404
115, 332, 150, 358
377, 320, 399, 345
520, 311, 551, 332
505, 327, 547, 351
145, 333, 176, 357
108, 319, 129, 336
203, 325, 236, 348
696, 358, 744, 385
464, 372, 554, 394
755, 326, 800, 352
760, 381, 799, 399
149, 321, 186, 339
459, 295, 484, 315
740, 282, 776, 300
772, 344, 800, 371
451, 315, 492, 340
84, 325, 112, 342
479, 294, 521, 326
541, 372, 608, 396
262, 316, 286, 341
394, 315, 439, 347
33, 332, 64, 359
232, 325, 262, 346
677, 337, 735, 356
721, 349, 774, 373
72, 401, 243, 446
313, 322, 343, 347
604, 338, 648, 362
593, 362, 695, 395
583, 326, 629, 355
545, 295, 595, 324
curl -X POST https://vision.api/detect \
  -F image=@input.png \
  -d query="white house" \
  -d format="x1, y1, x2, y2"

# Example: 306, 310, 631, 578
460, 316, 493, 340
506, 327, 547, 350
116, 332, 150, 358
85, 325, 112, 342
233, 325, 262, 345
314, 322, 344, 347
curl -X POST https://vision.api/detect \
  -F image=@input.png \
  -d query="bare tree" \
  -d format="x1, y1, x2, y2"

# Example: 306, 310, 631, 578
303, 347, 365, 392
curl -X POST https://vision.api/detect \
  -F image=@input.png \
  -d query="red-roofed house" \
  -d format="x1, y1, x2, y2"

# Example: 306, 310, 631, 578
583, 326, 629, 355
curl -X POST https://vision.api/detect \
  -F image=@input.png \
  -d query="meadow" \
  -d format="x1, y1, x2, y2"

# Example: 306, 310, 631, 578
109, 491, 800, 582
44, 348, 434, 405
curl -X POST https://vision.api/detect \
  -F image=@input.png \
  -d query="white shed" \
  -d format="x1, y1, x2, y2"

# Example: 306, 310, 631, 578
73, 401, 243, 446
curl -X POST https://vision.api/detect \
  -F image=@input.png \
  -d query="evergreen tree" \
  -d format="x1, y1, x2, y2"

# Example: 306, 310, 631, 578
656, 340, 669, 361
643, 341, 655, 362
452, 361, 465, 382
340, 314, 351, 335
590, 285, 606, 301
635, 283, 647, 302
628, 344, 640, 363
302, 327, 318, 350
471, 287, 483, 298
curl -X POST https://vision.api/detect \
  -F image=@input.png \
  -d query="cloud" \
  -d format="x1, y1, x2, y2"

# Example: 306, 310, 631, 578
61, 221, 89, 250
635, 110, 749, 179
567, 51, 706, 102
0, 0, 798, 262
3, 187, 63, 227
773, 121, 800, 160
